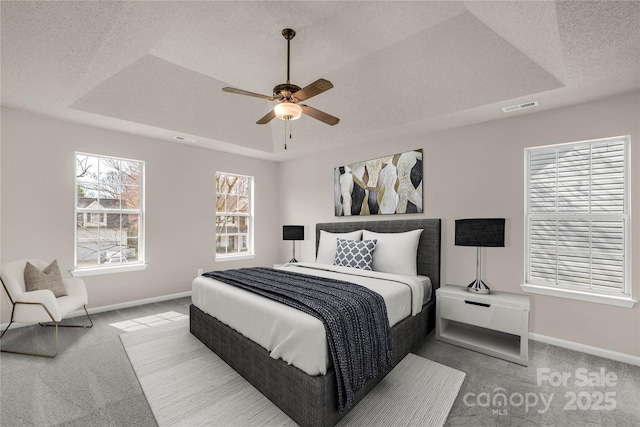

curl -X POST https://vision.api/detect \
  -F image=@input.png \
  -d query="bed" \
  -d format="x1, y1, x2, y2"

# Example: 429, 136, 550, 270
190, 218, 441, 427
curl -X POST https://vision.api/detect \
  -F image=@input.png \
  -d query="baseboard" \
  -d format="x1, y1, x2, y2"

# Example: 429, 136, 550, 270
1, 291, 192, 331
530, 332, 640, 367
5, 293, 638, 368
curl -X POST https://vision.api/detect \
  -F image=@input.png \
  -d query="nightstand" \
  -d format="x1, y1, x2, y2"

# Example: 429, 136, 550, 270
436, 285, 530, 365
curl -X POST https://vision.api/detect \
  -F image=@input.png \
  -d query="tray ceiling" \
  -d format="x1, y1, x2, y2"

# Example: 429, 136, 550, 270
2, 1, 638, 161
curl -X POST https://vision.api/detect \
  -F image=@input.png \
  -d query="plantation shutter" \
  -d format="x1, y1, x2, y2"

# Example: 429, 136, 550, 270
526, 137, 628, 294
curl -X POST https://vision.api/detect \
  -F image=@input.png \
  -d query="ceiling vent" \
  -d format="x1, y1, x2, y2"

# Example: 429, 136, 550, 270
502, 101, 539, 113
174, 136, 196, 143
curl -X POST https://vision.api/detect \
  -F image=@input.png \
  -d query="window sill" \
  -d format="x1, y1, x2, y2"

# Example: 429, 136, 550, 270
71, 264, 148, 277
214, 253, 255, 262
521, 284, 637, 308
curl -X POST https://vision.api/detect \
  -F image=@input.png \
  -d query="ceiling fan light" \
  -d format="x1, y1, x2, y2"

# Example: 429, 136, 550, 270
274, 102, 302, 120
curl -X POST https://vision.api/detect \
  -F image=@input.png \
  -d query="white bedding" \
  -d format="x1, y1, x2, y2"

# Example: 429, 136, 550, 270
191, 262, 432, 376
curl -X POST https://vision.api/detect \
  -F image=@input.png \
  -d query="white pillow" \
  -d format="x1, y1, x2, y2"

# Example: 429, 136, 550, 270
316, 230, 362, 264
361, 229, 423, 276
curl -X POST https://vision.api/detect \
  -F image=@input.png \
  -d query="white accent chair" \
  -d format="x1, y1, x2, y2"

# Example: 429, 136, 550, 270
0, 259, 93, 357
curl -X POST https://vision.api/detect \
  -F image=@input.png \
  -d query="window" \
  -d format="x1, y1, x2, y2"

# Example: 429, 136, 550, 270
74, 153, 144, 273
215, 172, 253, 259
523, 136, 634, 307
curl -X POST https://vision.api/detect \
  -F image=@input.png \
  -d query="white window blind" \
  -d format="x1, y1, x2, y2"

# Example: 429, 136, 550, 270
525, 136, 629, 296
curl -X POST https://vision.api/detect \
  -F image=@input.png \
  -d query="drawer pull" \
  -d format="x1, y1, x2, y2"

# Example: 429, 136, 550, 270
465, 300, 491, 308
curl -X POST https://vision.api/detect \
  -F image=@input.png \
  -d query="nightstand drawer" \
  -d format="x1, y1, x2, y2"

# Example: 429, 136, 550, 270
438, 294, 526, 336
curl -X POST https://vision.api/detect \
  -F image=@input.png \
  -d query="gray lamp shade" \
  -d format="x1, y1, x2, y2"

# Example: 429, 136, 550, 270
283, 225, 304, 241
455, 218, 505, 247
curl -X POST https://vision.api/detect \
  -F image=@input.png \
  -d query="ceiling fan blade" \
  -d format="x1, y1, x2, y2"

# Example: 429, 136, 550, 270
256, 109, 276, 125
300, 105, 339, 126
222, 87, 275, 101
293, 79, 333, 102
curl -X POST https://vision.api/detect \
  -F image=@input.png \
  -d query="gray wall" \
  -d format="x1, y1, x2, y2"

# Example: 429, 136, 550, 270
2, 91, 638, 358
278, 91, 640, 357
1, 108, 280, 320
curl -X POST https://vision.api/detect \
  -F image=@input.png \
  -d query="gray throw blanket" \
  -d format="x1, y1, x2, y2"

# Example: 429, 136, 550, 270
203, 267, 393, 412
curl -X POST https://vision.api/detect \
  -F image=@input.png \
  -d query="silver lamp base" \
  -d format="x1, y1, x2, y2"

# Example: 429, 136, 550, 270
467, 246, 491, 294
289, 241, 298, 263
467, 279, 490, 294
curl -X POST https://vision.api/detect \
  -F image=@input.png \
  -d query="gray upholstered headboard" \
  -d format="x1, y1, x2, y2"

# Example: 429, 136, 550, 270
315, 219, 442, 291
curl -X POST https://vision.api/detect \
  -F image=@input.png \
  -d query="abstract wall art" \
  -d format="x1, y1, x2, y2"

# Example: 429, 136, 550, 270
334, 149, 423, 216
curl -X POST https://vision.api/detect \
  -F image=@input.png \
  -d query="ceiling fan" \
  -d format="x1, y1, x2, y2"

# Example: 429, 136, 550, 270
222, 28, 339, 126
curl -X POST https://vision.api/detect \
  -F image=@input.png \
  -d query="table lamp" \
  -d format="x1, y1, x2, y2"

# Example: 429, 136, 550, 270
455, 218, 505, 294
283, 225, 304, 263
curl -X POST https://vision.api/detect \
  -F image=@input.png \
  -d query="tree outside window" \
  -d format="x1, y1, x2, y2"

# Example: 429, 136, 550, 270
216, 173, 253, 257
75, 153, 144, 268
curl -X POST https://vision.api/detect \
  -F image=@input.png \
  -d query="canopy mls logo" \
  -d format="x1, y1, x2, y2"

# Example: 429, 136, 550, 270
463, 387, 553, 415
463, 367, 619, 416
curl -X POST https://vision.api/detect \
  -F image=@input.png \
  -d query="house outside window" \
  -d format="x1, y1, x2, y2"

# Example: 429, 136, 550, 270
522, 136, 634, 307
74, 153, 144, 272
85, 212, 106, 227
215, 172, 253, 260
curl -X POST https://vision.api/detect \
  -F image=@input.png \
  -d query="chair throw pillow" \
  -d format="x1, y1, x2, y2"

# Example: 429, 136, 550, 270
334, 238, 377, 270
24, 260, 67, 298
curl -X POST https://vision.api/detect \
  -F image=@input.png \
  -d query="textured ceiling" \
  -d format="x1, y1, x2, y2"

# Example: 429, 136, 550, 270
2, 1, 639, 161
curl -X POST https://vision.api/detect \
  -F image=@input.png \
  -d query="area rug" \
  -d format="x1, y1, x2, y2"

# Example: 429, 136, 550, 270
120, 320, 465, 427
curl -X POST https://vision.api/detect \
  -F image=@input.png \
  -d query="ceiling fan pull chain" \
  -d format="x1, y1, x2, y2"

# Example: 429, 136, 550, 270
283, 118, 294, 150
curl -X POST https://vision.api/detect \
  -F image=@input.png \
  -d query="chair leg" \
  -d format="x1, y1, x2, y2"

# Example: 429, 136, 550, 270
39, 305, 93, 329
0, 320, 14, 340
0, 302, 92, 358
80, 305, 94, 328
1, 318, 59, 358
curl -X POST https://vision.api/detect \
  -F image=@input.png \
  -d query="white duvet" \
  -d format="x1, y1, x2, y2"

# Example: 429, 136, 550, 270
191, 262, 432, 376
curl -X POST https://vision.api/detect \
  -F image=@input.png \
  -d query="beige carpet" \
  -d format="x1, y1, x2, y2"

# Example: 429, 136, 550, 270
120, 320, 465, 427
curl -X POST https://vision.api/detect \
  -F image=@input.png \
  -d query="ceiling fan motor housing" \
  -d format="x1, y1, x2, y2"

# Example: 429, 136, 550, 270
273, 83, 302, 100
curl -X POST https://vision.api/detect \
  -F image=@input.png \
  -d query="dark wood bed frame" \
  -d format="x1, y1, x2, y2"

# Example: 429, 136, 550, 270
190, 218, 441, 427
